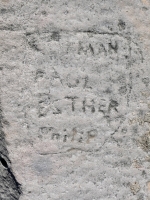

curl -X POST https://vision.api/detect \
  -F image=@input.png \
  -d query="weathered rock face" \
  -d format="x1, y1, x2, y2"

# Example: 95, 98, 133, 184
1, 0, 150, 199
0, 101, 21, 199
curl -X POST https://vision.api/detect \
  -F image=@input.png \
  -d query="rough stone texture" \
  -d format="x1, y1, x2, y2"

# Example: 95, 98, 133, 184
1, 0, 150, 199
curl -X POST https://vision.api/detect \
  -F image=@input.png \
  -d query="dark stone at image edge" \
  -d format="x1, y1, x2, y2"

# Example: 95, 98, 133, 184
0, 101, 21, 200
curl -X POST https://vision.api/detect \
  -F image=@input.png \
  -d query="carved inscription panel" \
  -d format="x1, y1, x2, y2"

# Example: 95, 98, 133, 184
22, 32, 143, 152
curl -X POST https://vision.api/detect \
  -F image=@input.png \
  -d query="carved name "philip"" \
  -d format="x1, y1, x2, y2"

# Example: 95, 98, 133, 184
39, 127, 98, 143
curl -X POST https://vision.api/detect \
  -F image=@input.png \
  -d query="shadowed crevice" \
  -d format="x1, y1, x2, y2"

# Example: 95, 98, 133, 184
0, 100, 22, 199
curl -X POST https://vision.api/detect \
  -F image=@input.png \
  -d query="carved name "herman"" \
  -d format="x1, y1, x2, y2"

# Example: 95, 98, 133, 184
26, 32, 143, 64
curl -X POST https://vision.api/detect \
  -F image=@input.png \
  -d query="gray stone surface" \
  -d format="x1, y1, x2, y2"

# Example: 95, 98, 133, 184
1, 0, 150, 199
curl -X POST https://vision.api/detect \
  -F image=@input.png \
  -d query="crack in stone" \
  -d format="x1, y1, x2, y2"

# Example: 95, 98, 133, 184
38, 140, 107, 155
